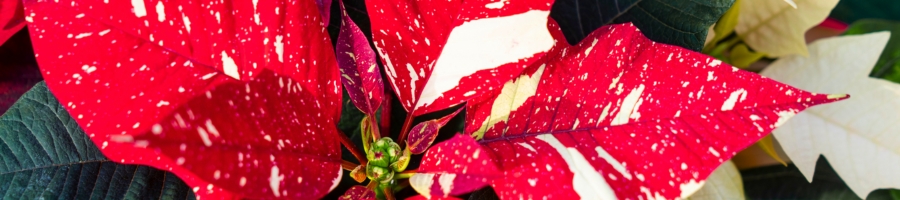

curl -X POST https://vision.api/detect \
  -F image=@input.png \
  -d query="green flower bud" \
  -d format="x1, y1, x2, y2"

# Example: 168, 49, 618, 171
391, 148, 410, 172
367, 137, 401, 167
366, 164, 394, 183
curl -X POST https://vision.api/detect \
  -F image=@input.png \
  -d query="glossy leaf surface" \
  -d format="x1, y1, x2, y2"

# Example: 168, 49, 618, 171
366, 0, 555, 116
423, 22, 843, 199
23, 0, 342, 198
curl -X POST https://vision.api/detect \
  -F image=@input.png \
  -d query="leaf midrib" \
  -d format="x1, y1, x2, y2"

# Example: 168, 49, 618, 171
0, 160, 107, 176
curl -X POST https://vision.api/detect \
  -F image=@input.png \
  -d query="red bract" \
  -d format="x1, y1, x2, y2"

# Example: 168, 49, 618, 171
366, 0, 556, 116
23, 0, 341, 198
411, 135, 501, 197
413, 22, 846, 199
337, 3, 383, 115
0, 0, 25, 45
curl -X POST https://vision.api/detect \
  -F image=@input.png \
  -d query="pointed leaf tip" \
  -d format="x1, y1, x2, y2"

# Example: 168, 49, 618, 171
457, 22, 843, 199
337, 3, 384, 115
762, 33, 900, 198
407, 107, 463, 154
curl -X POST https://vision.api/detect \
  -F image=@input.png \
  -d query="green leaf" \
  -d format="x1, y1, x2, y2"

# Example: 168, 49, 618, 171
612, 0, 735, 51
843, 19, 900, 83
702, 0, 740, 52
549, 0, 642, 45
0, 82, 194, 199
728, 43, 766, 68
830, 0, 900, 24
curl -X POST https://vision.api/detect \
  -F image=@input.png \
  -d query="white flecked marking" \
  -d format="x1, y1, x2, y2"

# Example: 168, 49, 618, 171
416, 10, 553, 108
537, 134, 617, 200
132, 0, 147, 17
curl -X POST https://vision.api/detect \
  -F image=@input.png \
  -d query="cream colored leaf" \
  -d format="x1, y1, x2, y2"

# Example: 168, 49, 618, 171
783, 0, 797, 8
705, 24, 716, 46
735, 0, 838, 57
686, 161, 745, 200
760, 32, 900, 198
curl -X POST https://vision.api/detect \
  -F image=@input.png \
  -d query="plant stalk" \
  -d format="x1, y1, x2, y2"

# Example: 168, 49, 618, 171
368, 114, 381, 139
341, 160, 360, 171
397, 114, 415, 147
393, 170, 416, 179
338, 130, 368, 164
381, 89, 392, 135
383, 185, 396, 200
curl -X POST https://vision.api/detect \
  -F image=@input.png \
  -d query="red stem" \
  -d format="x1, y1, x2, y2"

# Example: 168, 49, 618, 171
380, 91, 391, 137
338, 130, 368, 164
367, 113, 381, 139
383, 186, 396, 200
341, 160, 360, 171
397, 114, 414, 147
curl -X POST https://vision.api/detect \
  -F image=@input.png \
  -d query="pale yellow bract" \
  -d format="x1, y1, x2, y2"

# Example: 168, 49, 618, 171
735, 0, 838, 57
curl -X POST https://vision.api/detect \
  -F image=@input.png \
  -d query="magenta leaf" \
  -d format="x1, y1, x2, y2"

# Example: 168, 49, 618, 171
336, 2, 383, 115
366, 0, 556, 116
406, 107, 462, 154
23, 0, 342, 198
410, 135, 501, 198
420, 22, 846, 199
340, 185, 376, 200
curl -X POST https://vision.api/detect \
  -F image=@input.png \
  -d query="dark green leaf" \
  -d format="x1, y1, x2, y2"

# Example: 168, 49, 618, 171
0, 82, 194, 199
549, 0, 642, 45
830, 0, 900, 24
612, 0, 734, 51
843, 19, 900, 83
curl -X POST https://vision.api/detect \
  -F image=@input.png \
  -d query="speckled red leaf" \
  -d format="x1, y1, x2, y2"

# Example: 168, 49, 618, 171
0, 0, 26, 45
336, 3, 383, 115
417, 22, 846, 199
406, 108, 462, 154
366, 0, 555, 116
411, 135, 501, 198
23, 0, 341, 198
340, 185, 376, 200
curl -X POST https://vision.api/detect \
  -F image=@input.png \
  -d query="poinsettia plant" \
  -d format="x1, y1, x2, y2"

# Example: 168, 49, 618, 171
10, 0, 900, 199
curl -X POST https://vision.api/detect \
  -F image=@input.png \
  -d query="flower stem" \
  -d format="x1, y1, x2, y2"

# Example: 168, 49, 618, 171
393, 180, 409, 192
383, 185, 396, 200
341, 160, 359, 171
397, 114, 415, 147
338, 130, 368, 164
381, 90, 392, 135
393, 170, 416, 179
367, 114, 381, 139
